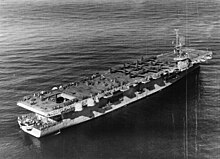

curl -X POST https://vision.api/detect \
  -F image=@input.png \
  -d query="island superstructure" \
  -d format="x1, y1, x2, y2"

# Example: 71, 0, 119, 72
17, 30, 213, 138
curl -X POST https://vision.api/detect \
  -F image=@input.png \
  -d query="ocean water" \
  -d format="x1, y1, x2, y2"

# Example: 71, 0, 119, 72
0, 0, 219, 159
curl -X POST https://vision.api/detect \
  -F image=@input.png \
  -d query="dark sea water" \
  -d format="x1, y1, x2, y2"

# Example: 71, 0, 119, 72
0, 0, 219, 159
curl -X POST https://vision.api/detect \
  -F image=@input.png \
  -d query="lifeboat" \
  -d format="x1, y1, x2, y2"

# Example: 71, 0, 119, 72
74, 102, 83, 111
87, 98, 95, 107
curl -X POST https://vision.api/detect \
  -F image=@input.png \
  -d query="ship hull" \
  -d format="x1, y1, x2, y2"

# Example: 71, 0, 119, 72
19, 63, 200, 138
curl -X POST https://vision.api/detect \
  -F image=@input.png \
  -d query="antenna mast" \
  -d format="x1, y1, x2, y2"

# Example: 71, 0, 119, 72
174, 29, 185, 57
175, 29, 180, 48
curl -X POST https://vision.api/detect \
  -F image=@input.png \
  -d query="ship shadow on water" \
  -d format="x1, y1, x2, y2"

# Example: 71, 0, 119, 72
23, 68, 201, 159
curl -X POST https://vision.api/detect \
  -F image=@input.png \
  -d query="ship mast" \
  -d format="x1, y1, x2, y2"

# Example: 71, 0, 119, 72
174, 29, 185, 57
175, 29, 180, 48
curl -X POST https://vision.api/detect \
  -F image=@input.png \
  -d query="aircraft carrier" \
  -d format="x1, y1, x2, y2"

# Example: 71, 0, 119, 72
17, 30, 213, 138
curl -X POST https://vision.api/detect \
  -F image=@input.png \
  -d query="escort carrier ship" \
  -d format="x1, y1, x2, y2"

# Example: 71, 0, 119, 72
17, 30, 213, 138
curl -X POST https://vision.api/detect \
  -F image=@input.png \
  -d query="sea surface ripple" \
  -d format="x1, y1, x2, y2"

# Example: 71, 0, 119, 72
0, 0, 219, 159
